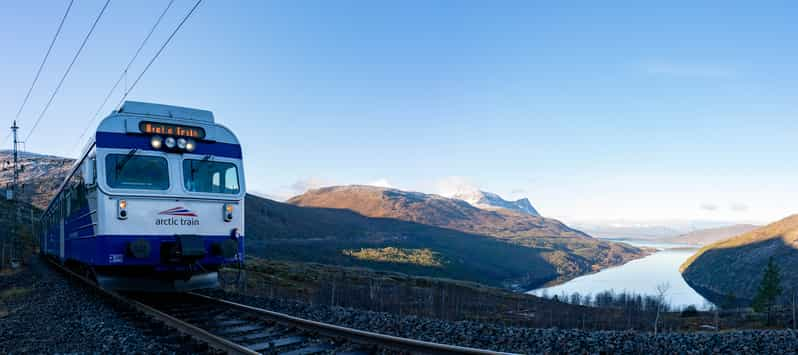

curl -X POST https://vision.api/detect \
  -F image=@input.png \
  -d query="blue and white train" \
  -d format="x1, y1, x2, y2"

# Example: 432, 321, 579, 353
40, 101, 245, 292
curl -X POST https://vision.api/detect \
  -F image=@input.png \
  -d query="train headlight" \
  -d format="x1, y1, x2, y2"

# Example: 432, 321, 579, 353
223, 204, 234, 222
117, 199, 128, 220
185, 139, 196, 152
177, 138, 187, 149
150, 135, 163, 149
164, 137, 176, 149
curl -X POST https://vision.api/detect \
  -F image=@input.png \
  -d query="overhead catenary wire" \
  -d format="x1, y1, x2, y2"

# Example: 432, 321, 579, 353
114, 0, 204, 110
24, 0, 112, 145
70, 0, 177, 157
2, 0, 75, 148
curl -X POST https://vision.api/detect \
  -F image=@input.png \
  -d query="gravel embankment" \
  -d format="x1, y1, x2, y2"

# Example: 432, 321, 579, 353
0, 257, 178, 354
203, 289, 798, 354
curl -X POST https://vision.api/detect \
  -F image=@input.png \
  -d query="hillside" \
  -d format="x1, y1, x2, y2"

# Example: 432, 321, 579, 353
246, 193, 570, 288
284, 185, 649, 286
452, 190, 540, 216
289, 185, 588, 240
0, 150, 73, 208
669, 224, 759, 246
680, 215, 798, 304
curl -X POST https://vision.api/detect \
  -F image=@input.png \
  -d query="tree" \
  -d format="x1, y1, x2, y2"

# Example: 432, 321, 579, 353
723, 291, 737, 310
654, 282, 670, 335
753, 257, 782, 325
790, 290, 797, 329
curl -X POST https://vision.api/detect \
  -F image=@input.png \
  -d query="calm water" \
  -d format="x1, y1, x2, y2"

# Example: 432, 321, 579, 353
528, 239, 713, 310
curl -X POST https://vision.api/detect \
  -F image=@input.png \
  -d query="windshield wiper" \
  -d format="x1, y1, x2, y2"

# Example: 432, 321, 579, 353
116, 149, 138, 172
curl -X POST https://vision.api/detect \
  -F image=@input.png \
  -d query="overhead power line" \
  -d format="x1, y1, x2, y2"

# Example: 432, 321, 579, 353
16, 0, 75, 121
114, 0, 204, 110
24, 0, 112, 144
2, 0, 74, 148
71, 0, 177, 156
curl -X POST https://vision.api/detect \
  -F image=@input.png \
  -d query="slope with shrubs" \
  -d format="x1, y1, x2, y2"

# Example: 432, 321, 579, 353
251, 186, 649, 289
680, 215, 798, 304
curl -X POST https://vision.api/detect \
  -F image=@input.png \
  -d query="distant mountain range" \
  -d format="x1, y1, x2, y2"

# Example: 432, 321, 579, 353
669, 224, 759, 246
681, 215, 798, 304
570, 219, 757, 240
452, 190, 540, 216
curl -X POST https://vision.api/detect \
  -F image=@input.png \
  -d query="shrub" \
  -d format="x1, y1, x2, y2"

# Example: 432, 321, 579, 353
681, 305, 699, 317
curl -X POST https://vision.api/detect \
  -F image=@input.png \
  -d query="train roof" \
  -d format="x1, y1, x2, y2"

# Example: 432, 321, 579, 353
117, 101, 215, 123
93, 101, 239, 145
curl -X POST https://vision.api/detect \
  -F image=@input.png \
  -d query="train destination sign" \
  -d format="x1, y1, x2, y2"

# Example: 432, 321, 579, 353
139, 121, 206, 139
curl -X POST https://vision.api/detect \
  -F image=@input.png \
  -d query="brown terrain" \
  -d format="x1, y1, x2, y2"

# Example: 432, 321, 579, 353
284, 185, 650, 287
681, 215, 798, 304
0, 151, 73, 209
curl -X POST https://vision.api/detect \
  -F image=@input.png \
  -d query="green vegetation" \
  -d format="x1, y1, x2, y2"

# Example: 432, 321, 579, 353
753, 257, 782, 325
0, 199, 39, 269
0, 286, 30, 301
223, 257, 670, 329
681, 215, 798, 305
342, 247, 443, 267
248, 190, 649, 290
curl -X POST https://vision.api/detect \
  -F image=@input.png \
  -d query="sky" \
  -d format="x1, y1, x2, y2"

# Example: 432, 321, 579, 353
1, 1, 797, 224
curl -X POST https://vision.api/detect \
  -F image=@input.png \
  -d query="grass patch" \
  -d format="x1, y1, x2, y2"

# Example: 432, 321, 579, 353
0, 287, 30, 301
0, 267, 23, 277
342, 247, 443, 267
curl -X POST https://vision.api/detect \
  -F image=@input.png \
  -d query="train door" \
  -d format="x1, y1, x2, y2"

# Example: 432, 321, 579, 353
59, 198, 65, 260
42, 219, 47, 255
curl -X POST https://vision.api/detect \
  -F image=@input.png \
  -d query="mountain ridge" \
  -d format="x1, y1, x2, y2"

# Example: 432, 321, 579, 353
669, 224, 759, 246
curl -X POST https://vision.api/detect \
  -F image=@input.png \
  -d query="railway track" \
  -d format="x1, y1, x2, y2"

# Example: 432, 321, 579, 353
46, 258, 516, 354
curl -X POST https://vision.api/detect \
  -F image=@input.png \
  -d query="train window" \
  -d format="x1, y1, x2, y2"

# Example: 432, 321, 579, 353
183, 160, 240, 194
106, 154, 169, 190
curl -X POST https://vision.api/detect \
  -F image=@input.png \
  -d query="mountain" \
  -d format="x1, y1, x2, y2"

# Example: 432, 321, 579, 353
570, 223, 681, 240
669, 224, 759, 246
0, 150, 73, 208
285, 185, 649, 287
680, 215, 798, 304
452, 190, 540, 216
289, 185, 589, 240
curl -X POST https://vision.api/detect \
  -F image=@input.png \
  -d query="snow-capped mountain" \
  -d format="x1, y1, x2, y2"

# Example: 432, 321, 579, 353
452, 190, 540, 216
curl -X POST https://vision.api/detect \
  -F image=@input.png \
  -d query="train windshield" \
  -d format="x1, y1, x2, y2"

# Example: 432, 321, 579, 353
105, 154, 170, 190
183, 159, 240, 194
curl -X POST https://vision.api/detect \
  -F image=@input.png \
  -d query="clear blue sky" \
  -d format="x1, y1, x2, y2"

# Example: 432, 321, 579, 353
1, 1, 797, 223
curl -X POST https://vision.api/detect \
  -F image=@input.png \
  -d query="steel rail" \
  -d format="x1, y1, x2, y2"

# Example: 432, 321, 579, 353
46, 256, 518, 354
46, 257, 257, 354
189, 292, 518, 355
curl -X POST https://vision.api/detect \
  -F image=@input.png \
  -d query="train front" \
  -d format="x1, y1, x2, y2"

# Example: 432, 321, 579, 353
93, 101, 245, 292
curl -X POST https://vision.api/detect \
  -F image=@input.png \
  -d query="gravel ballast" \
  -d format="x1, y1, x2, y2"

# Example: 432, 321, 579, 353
4, 257, 798, 354
0, 257, 177, 353
203, 289, 798, 354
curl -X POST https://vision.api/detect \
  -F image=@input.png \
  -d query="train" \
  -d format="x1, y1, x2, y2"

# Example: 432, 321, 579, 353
40, 101, 245, 292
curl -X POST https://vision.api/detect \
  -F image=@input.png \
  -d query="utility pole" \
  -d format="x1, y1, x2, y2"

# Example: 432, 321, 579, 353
6, 120, 21, 268
11, 120, 19, 196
